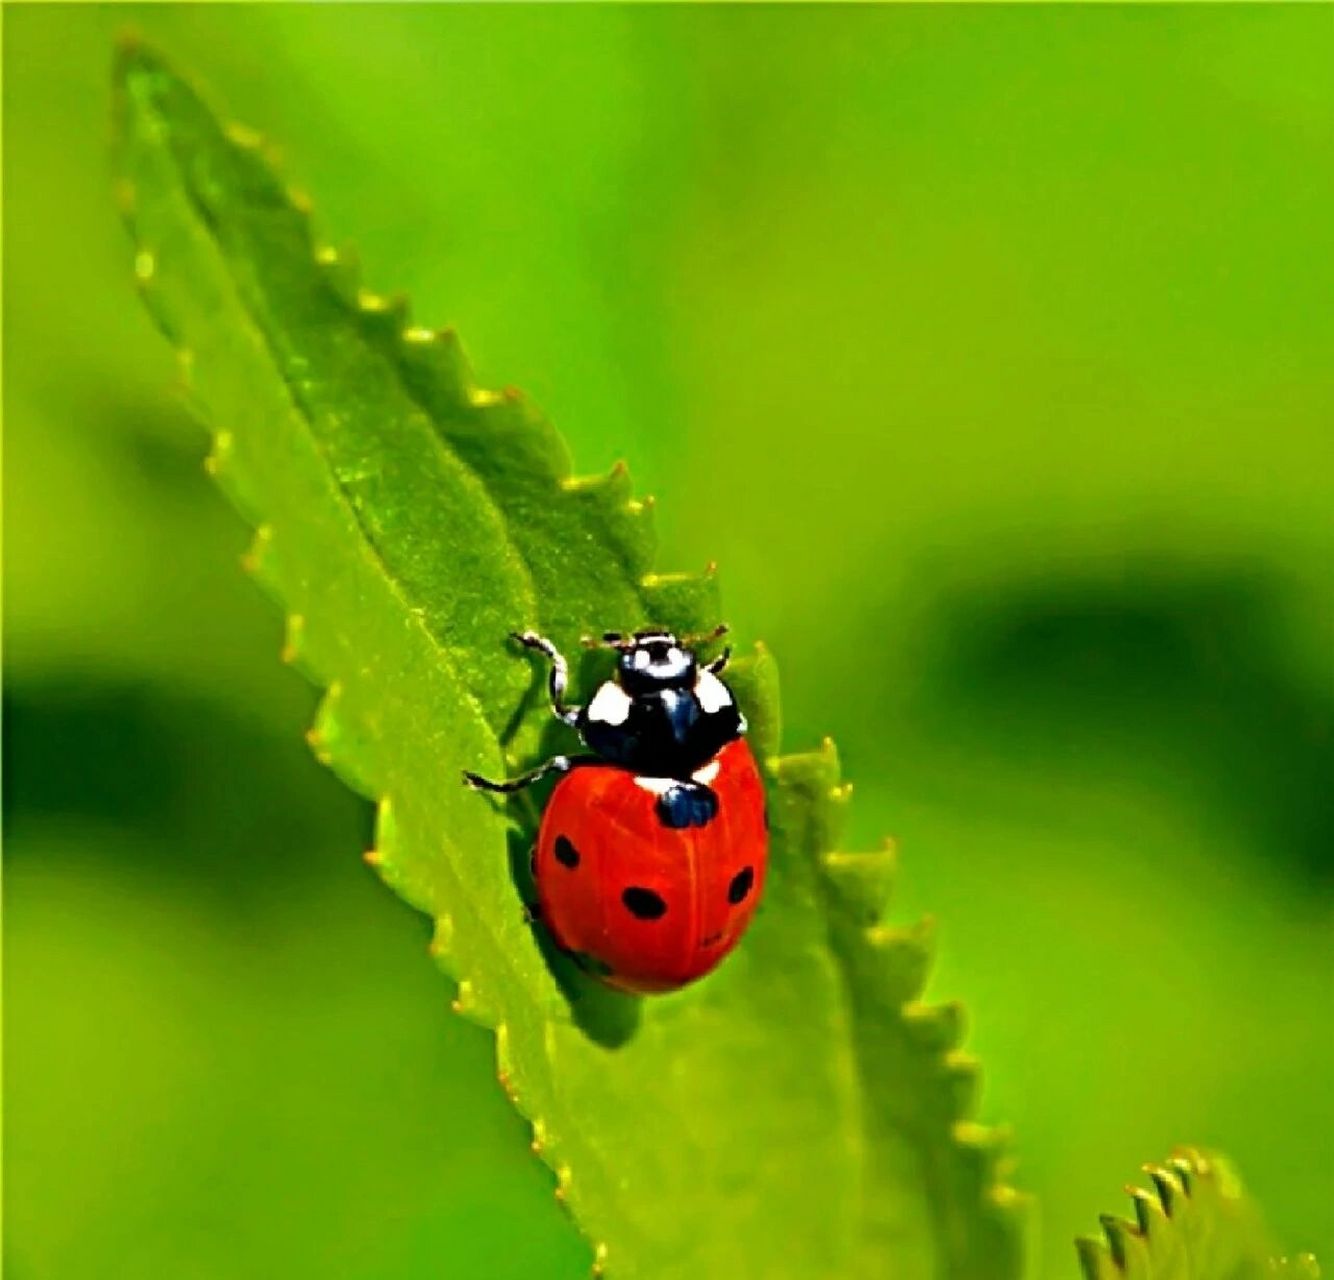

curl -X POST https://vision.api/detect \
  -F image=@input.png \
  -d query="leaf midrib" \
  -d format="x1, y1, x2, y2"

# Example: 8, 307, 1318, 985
127, 69, 549, 734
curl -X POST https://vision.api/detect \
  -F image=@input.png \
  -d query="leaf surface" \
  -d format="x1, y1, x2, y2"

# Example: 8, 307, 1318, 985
1077, 1148, 1320, 1280
115, 42, 1023, 1280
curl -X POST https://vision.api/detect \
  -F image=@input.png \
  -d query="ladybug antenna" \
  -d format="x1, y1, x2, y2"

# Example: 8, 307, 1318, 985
581, 626, 722, 652
681, 622, 729, 650
581, 631, 631, 651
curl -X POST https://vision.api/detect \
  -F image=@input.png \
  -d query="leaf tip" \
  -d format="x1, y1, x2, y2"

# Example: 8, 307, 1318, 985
356, 287, 409, 327
1280, 1255, 1322, 1279
822, 847, 899, 926
114, 25, 145, 57
553, 1163, 573, 1203
133, 247, 156, 284
1127, 1185, 1167, 1235
990, 1181, 1028, 1210
1142, 1163, 1180, 1215
902, 998, 965, 1052
239, 522, 273, 575
1167, 1152, 1196, 1193
280, 614, 306, 665
313, 242, 363, 303
1099, 1213, 1142, 1267
174, 346, 196, 389
304, 727, 333, 766
427, 913, 453, 959
1075, 1235, 1110, 1280
203, 429, 233, 477
112, 27, 157, 86
223, 119, 265, 152
530, 1116, 548, 1148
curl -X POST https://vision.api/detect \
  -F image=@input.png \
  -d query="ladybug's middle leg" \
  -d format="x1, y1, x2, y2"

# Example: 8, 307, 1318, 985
462, 753, 574, 794
511, 630, 579, 727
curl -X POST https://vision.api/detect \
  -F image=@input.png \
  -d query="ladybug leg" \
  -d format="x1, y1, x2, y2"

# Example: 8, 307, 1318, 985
676, 622, 731, 672
705, 645, 732, 675
462, 753, 574, 794
684, 622, 729, 647
510, 630, 579, 727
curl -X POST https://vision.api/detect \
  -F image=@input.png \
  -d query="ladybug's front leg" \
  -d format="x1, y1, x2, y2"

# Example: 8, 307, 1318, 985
705, 646, 732, 675
510, 630, 580, 726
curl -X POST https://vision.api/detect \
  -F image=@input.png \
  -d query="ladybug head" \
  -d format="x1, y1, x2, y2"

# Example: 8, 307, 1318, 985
612, 630, 696, 694
578, 623, 737, 774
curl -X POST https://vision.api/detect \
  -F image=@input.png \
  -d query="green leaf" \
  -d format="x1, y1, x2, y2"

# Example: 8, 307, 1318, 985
1269, 1261, 1323, 1280
114, 40, 1024, 1279
1076, 1148, 1320, 1280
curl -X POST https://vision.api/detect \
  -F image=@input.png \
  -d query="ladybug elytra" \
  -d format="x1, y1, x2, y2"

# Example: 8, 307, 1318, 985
464, 626, 768, 994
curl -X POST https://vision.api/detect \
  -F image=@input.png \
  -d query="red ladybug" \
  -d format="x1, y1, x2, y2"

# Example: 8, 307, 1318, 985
464, 627, 768, 993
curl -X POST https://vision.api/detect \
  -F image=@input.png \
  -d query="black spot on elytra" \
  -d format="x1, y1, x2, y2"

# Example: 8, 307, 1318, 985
622, 886, 667, 920
728, 866, 755, 905
554, 835, 580, 868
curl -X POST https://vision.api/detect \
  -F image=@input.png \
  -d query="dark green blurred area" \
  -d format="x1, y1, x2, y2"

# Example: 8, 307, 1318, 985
4, 6, 1331, 1277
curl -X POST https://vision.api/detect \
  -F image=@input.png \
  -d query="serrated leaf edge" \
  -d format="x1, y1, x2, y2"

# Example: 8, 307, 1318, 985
775, 741, 1026, 1275
1076, 1147, 1321, 1280
116, 41, 1025, 1276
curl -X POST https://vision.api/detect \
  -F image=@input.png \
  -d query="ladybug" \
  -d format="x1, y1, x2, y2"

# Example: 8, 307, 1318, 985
463, 626, 768, 994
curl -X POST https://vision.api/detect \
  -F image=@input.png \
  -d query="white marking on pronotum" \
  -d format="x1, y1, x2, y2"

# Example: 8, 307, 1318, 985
695, 670, 733, 714
661, 648, 692, 679
693, 761, 720, 786
633, 776, 677, 797
586, 680, 632, 726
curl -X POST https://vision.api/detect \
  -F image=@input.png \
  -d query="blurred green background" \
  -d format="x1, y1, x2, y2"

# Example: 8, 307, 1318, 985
5, 5, 1331, 1277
